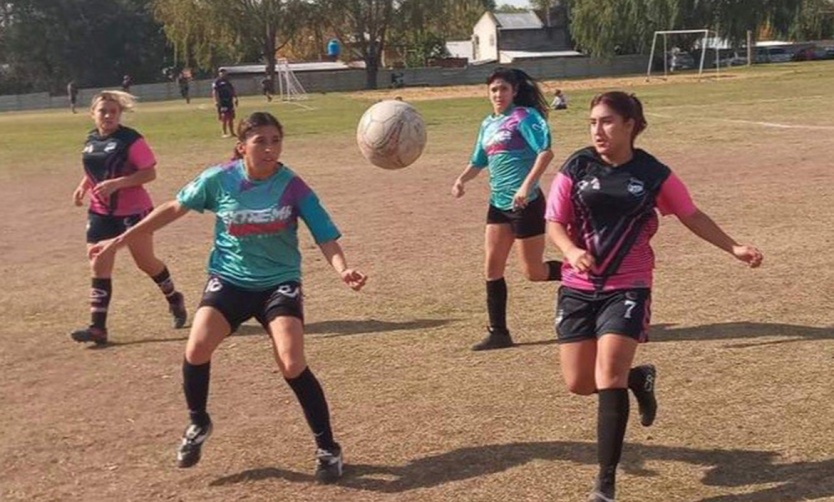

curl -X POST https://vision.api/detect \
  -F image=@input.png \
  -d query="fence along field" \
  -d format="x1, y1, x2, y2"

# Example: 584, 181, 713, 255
0, 61, 832, 501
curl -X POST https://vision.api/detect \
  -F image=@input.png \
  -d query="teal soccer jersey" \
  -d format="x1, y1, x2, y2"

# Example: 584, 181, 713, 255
470, 106, 552, 210
177, 160, 341, 289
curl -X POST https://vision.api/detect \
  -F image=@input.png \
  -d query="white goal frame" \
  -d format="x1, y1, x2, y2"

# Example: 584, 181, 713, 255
276, 58, 308, 101
646, 29, 719, 81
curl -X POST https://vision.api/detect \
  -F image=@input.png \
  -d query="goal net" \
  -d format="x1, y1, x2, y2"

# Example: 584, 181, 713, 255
646, 29, 719, 80
276, 58, 308, 101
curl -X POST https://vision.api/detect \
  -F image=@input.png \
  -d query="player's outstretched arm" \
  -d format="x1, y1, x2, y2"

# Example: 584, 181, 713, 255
318, 240, 367, 291
677, 209, 763, 268
88, 200, 190, 260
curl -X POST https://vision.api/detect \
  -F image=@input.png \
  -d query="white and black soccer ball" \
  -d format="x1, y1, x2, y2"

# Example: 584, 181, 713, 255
356, 100, 426, 170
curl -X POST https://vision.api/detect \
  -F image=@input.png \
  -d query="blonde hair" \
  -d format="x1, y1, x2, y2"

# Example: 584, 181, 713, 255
90, 90, 137, 112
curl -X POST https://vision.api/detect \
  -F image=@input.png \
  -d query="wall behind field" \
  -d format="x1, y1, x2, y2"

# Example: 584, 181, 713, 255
0, 55, 648, 112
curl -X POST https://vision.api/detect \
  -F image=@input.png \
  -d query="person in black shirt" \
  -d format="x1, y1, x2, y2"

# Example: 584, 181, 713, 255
212, 68, 238, 138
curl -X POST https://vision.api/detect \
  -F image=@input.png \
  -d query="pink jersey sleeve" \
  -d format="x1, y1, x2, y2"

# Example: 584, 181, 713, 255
545, 172, 574, 223
128, 138, 157, 170
656, 173, 697, 217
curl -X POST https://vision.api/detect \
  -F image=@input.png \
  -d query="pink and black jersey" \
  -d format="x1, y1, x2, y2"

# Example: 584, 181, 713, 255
546, 147, 697, 292
82, 126, 156, 216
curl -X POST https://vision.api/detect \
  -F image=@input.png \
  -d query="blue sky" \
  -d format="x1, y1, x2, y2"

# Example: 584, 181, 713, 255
499, 0, 531, 7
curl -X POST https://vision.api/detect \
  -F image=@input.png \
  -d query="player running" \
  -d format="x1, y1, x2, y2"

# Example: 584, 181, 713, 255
89, 111, 367, 483
71, 90, 187, 346
546, 91, 763, 502
451, 67, 562, 351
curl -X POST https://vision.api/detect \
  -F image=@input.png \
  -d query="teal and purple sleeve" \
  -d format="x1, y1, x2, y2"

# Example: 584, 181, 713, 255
291, 179, 341, 244
469, 123, 488, 168
176, 166, 221, 213
517, 108, 551, 153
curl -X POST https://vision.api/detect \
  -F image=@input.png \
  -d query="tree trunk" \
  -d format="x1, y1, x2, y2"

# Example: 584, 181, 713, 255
365, 39, 379, 89
264, 25, 277, 84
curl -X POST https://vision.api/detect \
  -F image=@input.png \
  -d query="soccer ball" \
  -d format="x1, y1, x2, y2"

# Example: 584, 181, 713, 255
356, 100, 427, 170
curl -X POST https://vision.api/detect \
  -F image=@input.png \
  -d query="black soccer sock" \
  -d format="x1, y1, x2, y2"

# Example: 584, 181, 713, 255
90, 278, 112, 330
151, 266, 178, 302
486, 278, 508, 331
628, 367, 645, 391
545, 260, 562, 281
597, 388, 630, 490
183, 360, 211, 427
286, 367, 336, 450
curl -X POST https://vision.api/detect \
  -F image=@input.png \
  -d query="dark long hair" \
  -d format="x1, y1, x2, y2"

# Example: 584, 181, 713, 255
232, 112, 284, 159
486, 67, 549, 117
589, 91, 648, 143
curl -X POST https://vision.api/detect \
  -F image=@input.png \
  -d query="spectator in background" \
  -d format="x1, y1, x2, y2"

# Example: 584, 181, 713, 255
68, 80, 79, 113
212, 68, 238, 138
177, 72, 191, 104
122, 74, 133, 93
261, 74, 274, 102
551, 89, 568, 110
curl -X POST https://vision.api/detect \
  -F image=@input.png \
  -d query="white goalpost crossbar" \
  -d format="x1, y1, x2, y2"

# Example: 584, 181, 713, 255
646, 29, 720, 81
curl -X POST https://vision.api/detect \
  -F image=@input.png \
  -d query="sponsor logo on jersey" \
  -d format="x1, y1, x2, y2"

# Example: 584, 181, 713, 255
577, 176, 601, 192
221, 205, 294, 237
627, 178, 645, 196
104, 142, 118, 153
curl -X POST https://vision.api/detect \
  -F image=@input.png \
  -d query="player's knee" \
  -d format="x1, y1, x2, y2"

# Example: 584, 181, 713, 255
184, 343, 214, 365
520, 262, 546, 282
564, 375, 596, 395
279, 357, 306, 379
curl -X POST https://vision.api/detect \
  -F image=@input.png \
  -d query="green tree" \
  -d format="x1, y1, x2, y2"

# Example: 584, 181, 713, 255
315, 0, 396, 89
153, 0, 304, 84
568, 0, 834, 57
2, 0, 169, 94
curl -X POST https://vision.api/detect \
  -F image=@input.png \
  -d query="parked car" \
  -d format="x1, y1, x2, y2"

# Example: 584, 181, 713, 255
756, 47, 794, 63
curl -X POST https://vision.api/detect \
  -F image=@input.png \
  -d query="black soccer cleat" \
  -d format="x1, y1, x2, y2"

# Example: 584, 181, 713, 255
314, 443, 343, 484
629, 364, 657, 427
168, 292, 188, 329
471, 327, 514, 351
70, 326, 108, 346
588, 469, 616, 502
176, 420, 213, 468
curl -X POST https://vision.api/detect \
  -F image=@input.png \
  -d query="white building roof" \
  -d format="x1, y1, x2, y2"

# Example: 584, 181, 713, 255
493, 12, 543, 30
500, 49, 583, 62
446, 41, 473, 60
221, 61, 357, 74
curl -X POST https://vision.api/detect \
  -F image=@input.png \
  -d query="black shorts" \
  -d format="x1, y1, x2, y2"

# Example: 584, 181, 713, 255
486, 190, 546, 239
86, 209, 151, 244
555, 286, 651, 344
217, 103, 235, 121
198, 274, 304, 332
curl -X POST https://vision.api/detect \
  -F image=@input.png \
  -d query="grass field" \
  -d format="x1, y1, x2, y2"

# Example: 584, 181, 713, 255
1, 61, 833, 502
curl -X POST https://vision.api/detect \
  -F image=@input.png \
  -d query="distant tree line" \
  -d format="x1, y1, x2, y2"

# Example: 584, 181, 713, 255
1, 0, 831, 94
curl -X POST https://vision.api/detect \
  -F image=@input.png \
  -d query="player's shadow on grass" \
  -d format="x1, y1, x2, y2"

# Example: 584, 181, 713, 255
210, 440, 834, 501
650, 322, 834, 348
236, 318, 453, 337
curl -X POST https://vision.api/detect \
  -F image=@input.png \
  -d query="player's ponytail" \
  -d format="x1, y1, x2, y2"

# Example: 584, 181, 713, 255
589, 91, 648, 143
232, 112, 284, 160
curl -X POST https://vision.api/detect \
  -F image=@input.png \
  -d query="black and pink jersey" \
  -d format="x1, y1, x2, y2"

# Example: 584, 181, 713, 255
546, 147, 697, 291
82, 126, 156, 216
